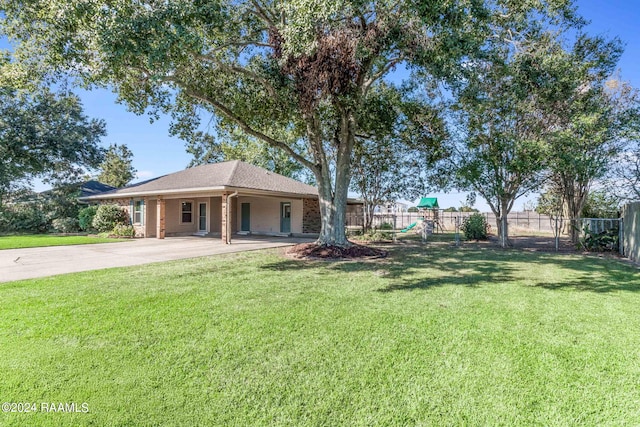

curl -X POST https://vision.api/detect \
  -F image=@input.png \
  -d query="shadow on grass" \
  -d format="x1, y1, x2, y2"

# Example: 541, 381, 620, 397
260, 242, 640, 294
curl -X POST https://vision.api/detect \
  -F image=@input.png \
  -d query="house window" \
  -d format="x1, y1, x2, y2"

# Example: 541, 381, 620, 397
181, 201, 193, 223
133, 200, 143, 224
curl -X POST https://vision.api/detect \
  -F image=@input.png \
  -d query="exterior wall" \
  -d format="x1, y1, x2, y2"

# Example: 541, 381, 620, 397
145, 198, 157, 238
303, 198, 321, 234
623, 202, 640, 262
99, 194, 314, 237
210, 197, 222, 233
165, 198, 197, 236
236, 196, 303, 234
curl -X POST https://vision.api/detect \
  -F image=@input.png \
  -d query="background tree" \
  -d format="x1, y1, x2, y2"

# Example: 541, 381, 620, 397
0, 87, 105, 209
542, 37, 640, 242
581, 190, 620, 218
97, 144, 137, 188
606, 141, 640, 202
450, 35, 556, 247
1, 0, 561, 248
350, 85, 447, 231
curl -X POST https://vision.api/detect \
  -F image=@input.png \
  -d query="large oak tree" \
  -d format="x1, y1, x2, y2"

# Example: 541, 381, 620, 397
1, 0, 578, 246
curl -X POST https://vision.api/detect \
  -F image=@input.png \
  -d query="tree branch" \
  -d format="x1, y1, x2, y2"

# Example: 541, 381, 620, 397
195, 54, 278, 98
362, 57, 402, 94
184, 89, 315, 170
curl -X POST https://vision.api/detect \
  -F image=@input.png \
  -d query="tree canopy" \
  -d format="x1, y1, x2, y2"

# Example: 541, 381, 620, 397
97, 143, 137, 188
0, 87, 105, 206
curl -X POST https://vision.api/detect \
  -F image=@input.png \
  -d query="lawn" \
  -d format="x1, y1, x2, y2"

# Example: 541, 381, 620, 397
0, 234, 120, 250
1, 242, 639, 425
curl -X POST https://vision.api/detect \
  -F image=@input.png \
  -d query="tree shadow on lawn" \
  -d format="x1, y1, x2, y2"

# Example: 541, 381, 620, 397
260, 244, 640, 294
381, 246, 640, 294
526, 253, 640, 293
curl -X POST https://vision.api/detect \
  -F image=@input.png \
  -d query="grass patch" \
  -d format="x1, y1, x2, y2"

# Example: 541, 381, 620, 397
1, 244, 639, 425
0, 234, 121, 250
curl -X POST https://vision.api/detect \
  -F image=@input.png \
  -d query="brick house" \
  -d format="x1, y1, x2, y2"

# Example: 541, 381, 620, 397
81, 160, 361, 243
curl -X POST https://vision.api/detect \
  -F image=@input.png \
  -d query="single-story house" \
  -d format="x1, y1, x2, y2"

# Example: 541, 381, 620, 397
82, 160, 361, 243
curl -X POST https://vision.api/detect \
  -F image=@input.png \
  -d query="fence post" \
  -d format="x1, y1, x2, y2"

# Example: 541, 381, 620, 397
620, 218, 624, 256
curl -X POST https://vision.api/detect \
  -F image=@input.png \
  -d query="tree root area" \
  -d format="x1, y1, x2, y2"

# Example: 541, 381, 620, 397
287, 242, 388, 260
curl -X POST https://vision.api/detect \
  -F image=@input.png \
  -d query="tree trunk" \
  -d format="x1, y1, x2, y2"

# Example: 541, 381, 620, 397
562, 176, 589, 244
309, 109, 355, 248
492, 199, 512, 248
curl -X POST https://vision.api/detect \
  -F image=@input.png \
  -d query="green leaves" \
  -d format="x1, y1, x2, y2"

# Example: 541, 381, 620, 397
97, 144, 137, 188
0, 88, 105, 203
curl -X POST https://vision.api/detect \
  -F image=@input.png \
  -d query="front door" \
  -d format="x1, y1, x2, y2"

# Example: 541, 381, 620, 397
198, 203, 207, 232
241, 203, 251, 232
280, 202, 291, 233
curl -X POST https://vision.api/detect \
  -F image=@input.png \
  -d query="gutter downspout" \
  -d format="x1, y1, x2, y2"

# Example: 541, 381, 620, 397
225, 191, 239, 244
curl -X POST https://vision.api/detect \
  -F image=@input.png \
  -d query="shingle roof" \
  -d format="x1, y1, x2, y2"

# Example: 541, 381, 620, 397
83, 160, 318, 199
80, 181, 116, 198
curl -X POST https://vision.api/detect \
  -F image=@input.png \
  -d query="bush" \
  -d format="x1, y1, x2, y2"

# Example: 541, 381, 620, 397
580, 224, 619, 252
359, 229, 392, 242
461, 213, 489, 240
78, 205, 98, 231
0, 203, 50, 233
52, 217, 80, 233
92, 204, 128, 233
111, 224, 136, 238
379, 222, 394, 230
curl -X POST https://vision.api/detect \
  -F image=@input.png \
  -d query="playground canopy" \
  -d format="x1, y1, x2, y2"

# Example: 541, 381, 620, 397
417, 197, 439, 209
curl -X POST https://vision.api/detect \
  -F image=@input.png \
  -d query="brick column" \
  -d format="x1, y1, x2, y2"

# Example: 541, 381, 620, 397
156, 197, 165, 239
221, 192, 230, 244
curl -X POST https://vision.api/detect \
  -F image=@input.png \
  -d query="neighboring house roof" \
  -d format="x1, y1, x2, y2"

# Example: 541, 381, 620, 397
82, 160, 319, 200
417, 197, 439, 209
80, 180, 117, 198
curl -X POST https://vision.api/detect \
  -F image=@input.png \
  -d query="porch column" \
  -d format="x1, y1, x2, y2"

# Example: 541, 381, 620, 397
222, 192, 230, 244
156, 196, 165, 239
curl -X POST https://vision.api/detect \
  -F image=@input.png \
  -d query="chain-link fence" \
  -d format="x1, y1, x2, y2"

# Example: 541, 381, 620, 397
346, 210, 557, 233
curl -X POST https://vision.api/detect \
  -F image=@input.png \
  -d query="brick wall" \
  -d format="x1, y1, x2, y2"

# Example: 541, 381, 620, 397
302, 198, 321, 233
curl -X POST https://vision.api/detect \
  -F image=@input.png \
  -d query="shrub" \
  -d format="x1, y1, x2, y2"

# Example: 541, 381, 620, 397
78, 205, 99, 231
0, 203, 50, 233
111, 224, 136, 238
92, 204, 128, 233
359, 229, 392, 242
379, 222, 394, 230
52, 217, 80, 233
580, 224, 619, 252
461, 213, 489, 240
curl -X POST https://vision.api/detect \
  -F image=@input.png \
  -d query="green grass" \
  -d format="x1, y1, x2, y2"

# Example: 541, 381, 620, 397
1, 243, 639, 425
0, 234, 121, 250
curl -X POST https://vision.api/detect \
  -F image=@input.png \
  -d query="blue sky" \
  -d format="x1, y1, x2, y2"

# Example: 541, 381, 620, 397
9, 1, 640, 211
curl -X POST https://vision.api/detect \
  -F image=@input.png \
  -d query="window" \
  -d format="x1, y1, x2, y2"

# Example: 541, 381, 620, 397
133, 200, 143, 224
181, 201, 193, 223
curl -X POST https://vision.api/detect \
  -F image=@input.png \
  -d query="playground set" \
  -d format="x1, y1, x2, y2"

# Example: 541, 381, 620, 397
400, 197, 446, 236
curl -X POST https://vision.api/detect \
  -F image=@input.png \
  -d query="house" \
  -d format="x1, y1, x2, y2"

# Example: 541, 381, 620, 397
81, 160, 361, 243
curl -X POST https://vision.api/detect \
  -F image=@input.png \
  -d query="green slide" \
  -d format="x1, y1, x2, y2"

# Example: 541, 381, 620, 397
401, 222, 418, 233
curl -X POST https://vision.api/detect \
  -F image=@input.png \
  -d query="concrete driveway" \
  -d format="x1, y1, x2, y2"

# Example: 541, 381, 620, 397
0, 236, 313, 283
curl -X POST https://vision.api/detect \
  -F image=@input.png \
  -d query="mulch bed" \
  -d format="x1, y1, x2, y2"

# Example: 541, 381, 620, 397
287, 242, 388, 260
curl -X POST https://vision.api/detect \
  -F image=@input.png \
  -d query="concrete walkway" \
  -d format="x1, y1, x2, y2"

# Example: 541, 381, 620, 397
0, 236, 313, 283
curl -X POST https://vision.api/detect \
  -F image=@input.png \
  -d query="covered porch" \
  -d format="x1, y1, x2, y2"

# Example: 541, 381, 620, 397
136, 191, 319, 243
